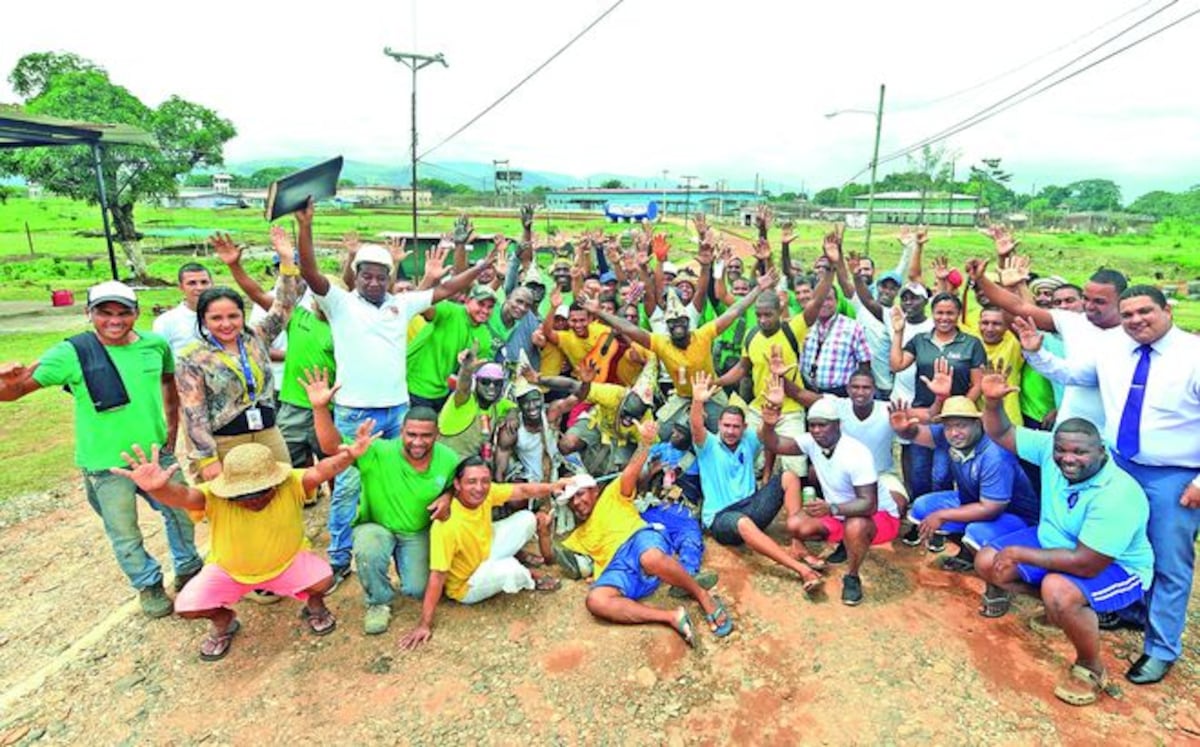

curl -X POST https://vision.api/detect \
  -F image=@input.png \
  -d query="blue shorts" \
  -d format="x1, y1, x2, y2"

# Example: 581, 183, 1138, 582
909, 490, 1032, 550
593, 528, 672, 601
985, 527, 1145, 614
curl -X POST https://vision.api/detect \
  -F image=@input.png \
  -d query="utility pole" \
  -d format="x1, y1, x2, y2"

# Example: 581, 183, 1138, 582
493, 159, 509, 208
384, 47, 447, 247
661, 169, 669, 219
864, 83, 886, 254
680, 175, 698, 231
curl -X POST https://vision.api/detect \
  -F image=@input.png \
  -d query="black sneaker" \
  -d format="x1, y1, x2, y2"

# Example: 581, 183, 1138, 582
327, 564, 352, 595
841, 574, 864, 606
926, 533, 947, 554
1097, 612, 1141, 631
901, 525, 921, 547
825, 542, 847, 565
173, 566, 202, 593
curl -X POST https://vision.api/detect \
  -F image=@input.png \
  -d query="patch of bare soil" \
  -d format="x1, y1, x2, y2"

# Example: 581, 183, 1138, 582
0, 483, 1196, 746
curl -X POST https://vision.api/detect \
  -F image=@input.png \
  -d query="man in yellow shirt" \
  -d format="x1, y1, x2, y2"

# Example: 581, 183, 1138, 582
540, 297, 610, 373
557, 420, 733, 647
976, 307, 1024, 426
396, 456, 567, 650
112, 431, 373, 661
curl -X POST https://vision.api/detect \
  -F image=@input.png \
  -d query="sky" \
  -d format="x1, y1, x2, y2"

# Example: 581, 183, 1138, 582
3, 0, 1199, 202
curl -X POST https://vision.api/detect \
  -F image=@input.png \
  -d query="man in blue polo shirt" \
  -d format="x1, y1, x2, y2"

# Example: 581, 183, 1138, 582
974, 365, 1153, 706
690, 371, 825, 593
890, 394, 1039, 570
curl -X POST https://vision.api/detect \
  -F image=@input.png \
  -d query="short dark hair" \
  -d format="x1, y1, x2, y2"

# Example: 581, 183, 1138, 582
1089, 269, 1128, 294
195, 287, 244, 336
1055, 283, 1083, 296
404, 406, 439, 425
568, 301, 587, 314
1055, 417, 1103, 444
929, 292, 962, 311
979, 304, 1006, 317
719, 405, 746, 422
848, 365, 876, 384
1119, 284, 1167, 309
453, 454, 489, 481
178, 262, 210, 283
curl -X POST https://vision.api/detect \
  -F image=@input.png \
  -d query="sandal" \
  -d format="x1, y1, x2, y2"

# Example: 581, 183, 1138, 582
979, 589, 1012, 618
673, 608, 696, 648
299, 605, 337, 636
802, 555, 828, 572
938, 555, 975, 573
1054, 664, 1107, 706
802, 576, 825, 597
533, 574, 561, 592
705, 598, 734, 638
199, 618, 241, 662
516, 550, 547, 568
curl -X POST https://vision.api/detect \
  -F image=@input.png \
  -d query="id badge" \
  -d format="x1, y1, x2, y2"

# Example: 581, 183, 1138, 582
245, 407, 264, 431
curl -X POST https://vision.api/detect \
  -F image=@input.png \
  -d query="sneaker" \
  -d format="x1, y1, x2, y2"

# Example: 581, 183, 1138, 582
1097, 612, 1141, 631
138, 582, 173, 619
926, 533, 947, 554
172, 566, 202, 593
363, 604, 391, 635
825, 542, 847, 565
841, 574, 864, 607
901, 525, 921, 547
328, 564, 352, 595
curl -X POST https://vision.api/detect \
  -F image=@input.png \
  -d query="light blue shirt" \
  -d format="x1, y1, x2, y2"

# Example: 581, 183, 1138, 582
1015, 428, 1155, 589
696, 429, 761, 528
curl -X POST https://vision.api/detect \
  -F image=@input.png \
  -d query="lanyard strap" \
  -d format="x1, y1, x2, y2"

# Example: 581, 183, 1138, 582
208, 333, 259, 404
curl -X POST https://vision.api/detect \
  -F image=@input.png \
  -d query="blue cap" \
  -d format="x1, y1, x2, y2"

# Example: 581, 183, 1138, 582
877, 271, 902, 287
599, 271, 617, 284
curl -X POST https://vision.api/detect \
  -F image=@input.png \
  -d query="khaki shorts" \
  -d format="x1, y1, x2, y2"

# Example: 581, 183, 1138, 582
744, 407, 808, 475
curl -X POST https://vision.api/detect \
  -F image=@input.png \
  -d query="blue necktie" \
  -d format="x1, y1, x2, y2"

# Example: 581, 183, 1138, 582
1116, 344, 1153, 458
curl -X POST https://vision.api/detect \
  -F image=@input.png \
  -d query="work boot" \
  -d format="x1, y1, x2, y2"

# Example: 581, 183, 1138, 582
139, 582, 174, 618
173, 566, 202, 593
363, 604, 392, 635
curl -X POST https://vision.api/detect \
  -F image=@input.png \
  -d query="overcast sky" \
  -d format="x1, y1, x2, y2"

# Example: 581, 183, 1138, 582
3, 0, 1198, 201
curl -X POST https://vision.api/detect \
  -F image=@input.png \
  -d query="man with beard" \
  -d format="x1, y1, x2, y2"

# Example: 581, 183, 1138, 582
438, 350, 514, 459
305, 372, 458, 635
407, 282, 498, 413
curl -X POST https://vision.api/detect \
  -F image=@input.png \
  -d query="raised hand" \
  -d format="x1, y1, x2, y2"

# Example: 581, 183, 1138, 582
752, 238, 772, 262
1010, 316, 1044, 353
915, 225, 928, 245
693, 212, 708, 237
387, 236, 410, 265
890, 304, 906, 334
640, 217, 654, 237
111, 444, 178, 493
920, 357, 953, 400
341, 418, 381, 459
453, 214, 475, 245
580, 295, 600, 314
932, 256, 952, 282
651, 234, 670, 262
755, 205, 774, 235
757, 267, 779, 291
980, 359, 1018, 402
765, 373, 786, 410
691, 370, 717, 404
577, 359, 600, 384
696, 231, 715, 266
638, 419, 658, 446
780, 220, 796, 245
998, 255, 1031, 287
457, 340, 479, 370
299, 367, 340, 409
963, 258, 989, 283
341, 231, 361, 254
422, 239, 452, 285
269, 225, 294, 259
209, 233, 242, 266
520, 204, 535, 230
768, 343, 794, 378
989, 226, 1018, 259
549, 286, 564, 310
822, 227, 843, 264
888, 400, 920, 433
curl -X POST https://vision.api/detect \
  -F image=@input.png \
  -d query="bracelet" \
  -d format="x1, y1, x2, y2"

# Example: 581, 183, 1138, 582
278, 264, 300, 277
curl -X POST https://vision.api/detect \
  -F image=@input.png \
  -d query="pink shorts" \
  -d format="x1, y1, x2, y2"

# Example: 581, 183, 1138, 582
819, 511, 901, 545
174, 551, 332, 613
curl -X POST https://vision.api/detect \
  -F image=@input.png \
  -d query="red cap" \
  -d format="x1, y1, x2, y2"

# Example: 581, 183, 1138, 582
946, 269, 963, 289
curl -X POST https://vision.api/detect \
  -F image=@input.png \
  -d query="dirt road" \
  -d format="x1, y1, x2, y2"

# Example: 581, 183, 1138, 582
0, 479, 1196, 746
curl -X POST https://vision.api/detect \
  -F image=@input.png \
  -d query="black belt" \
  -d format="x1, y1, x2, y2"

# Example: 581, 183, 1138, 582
214, 405, 276, 436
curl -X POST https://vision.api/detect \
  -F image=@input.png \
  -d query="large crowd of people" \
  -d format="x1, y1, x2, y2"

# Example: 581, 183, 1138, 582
1, 201, 1197, 709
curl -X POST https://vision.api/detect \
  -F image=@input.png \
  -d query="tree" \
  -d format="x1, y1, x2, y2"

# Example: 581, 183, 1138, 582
600, 179, 626, 189
0, 52, 235, 279
966, 157, 1016, 213
813, 187, 841, 206
1063, 179, 1122, 212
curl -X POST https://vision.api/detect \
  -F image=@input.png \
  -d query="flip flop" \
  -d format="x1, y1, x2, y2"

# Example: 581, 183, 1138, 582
802, 555, 828, 572
1054, 665, 1108, 706
673, 609, 696, 648
802, 576, 825, 597
938, 555, 975, 573
979, 590, 1012, 618
705, 598, 734, 638
516, 550, 547, 568
533, 574, 561, 592
199, 618, 241, 662
299, 605, 338, 636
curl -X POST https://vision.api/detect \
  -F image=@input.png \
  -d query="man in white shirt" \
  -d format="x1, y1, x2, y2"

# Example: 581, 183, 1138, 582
152, 262, 212, 356
296, 203, 494, 585
1017, 285, 1200, 686
760, 394, 901, 606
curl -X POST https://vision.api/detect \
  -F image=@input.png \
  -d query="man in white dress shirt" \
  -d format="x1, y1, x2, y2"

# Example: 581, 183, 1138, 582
1016, 285, 1200, 685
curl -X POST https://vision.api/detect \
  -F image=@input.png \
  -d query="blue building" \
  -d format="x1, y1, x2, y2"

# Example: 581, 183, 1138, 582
545, 187, 760, 217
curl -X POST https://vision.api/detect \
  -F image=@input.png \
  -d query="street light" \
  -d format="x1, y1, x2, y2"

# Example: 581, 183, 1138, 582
384, 48, 448, 246
826, 83, 886, 254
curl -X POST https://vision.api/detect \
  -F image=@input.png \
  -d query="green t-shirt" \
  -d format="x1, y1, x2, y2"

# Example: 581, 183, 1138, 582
279, 306, 336, 409
32, 332, 173, 471
406, 303, 494, 400
438, 395, 515, 457
354, 440, 460, 534
788, 286, 856, 319
538, 290, 573, 318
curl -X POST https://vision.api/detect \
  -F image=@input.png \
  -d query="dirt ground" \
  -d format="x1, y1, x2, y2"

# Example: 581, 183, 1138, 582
0, 480, 1197, 747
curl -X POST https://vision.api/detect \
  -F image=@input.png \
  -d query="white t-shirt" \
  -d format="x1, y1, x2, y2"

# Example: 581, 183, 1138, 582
831, 397, 895, 473
795, 433, 898, 517
152, 303, 201, 357
1048, 309, 1107, 431
890, 317, 933, 404
316, 286, 434, 408
850, 297, 893, 391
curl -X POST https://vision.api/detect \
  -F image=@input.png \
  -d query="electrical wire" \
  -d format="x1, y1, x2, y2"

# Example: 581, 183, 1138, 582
417, 0, 626, 161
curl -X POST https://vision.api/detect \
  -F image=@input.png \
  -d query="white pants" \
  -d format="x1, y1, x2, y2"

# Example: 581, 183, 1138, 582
744, 407, 808, 475
460, 510, 537, 605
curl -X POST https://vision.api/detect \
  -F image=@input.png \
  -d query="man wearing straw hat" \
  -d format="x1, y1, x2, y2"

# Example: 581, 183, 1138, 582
112, 425, 375, 661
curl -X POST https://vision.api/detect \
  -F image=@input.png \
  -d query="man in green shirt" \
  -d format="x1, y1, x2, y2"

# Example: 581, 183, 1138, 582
305, 371, 459, 634
407, 285, 497, 413
0, 281, 202, 618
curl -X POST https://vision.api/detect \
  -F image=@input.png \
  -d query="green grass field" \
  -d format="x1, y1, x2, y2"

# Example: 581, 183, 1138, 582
0, 195, 1198, 500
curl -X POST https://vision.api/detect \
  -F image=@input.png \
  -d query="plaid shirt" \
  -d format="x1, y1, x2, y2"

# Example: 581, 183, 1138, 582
800, 313, 871, 391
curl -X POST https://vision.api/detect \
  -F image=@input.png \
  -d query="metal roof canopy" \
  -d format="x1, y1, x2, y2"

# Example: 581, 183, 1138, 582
0, 105, 158, 280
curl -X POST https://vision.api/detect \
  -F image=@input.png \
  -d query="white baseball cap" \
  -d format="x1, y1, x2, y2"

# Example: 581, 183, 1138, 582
556, 473, 598, 504
807, 397, 840, 422
351, 244, 393, 272
661, 261, 679, 276
87, 280, 138, 309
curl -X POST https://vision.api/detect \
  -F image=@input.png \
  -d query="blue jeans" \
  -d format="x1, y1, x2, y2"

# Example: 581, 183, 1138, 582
1114, 454, 1200, 662
351, 522, 430, 605
641, 503, 704, 575
328, 404, 406, 568
82, 452, 202, 590
908, 490, 1031, 550
903, 443, 952, 500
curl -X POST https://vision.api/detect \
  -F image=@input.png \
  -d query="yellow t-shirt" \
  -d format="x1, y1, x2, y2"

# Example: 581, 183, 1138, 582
429, 483, 516, 601
744, 316, 809, 413
557, 322, 610, 369
201, 469, 313, 584
614, 342, 649, 387
649, 321, 719, 397
539, 342, 567, 377
982, 333, 1024, 426
586, 382, 649, 446
561, 480, 646, 577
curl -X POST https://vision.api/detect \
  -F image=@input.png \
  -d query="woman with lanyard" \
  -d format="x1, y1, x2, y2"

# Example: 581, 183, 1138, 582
177, 241, 299, 483
889, 291, 986, 501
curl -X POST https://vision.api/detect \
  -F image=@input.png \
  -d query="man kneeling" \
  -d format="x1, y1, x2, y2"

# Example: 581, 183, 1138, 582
114, 432, 372, 661
561, 420, 732, 646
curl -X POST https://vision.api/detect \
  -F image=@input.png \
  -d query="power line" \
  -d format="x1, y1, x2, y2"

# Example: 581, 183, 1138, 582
417, 0, 626, 161
841, 1, 1193, 184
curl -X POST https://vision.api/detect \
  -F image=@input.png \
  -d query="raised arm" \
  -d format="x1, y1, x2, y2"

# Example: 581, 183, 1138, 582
888, 307, 916, 372
621, 420, 659, 498
801, 265, 836, 327
211, 232, 274, 311
300, 368, 347, 457
451, 344, 481, 407
302, 419, 377, 493
582, 298, 652, 349
689, 370, 717, 449
452, 214, 474, 274
693, 231, 714, 314
848, 255, 884, 321
758, 375, 803, 456
979, 360, 1019, 454
430, 245, 496, 304
888, 400, 935, 449
963, 259, 1054, 331
294, 199, 329, 297
713, 269, 775, 335
110, 444, 206, 511
0, 361, 43, 402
